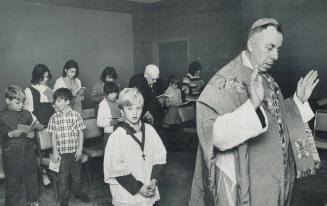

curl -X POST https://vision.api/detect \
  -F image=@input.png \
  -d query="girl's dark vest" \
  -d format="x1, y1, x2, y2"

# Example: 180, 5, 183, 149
29, 86, 55, 125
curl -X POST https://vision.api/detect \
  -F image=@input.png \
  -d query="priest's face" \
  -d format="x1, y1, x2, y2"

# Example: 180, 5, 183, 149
248, 25, 283, 72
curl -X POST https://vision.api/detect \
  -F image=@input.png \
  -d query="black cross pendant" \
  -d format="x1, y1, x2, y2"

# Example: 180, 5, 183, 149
142, 153, 146, 161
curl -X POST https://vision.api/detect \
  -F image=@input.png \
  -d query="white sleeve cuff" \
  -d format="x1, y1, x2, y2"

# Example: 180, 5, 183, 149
293, 93, 315, 123
213, 99, 268, 151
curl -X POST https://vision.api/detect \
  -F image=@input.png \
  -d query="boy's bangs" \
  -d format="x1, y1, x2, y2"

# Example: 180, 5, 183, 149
122, 97, 143, 108
5, 85, 25, 101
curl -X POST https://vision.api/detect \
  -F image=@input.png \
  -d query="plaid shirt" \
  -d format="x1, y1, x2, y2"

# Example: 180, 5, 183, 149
47, 107, 86, 154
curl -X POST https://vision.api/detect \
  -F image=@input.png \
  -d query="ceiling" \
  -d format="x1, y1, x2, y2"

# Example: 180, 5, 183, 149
125, 0, 162, 3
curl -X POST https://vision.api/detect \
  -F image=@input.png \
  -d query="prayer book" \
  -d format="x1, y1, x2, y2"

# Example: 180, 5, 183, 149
17, 119, 37, 133
48, 154, 61, 172
79, 87, 86, 92
156, 94, 172, 100
43, 87, 54, 101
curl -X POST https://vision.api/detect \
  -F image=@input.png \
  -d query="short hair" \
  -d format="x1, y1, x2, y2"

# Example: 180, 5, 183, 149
31, 64, 52, 85
101, 66, 118, 82
248, 22, 283, 39
188, 61, 202, 76
144, 64, 159, 78
103, 82, 119, 95
168, 74, 180, 85
53, 88, 73, 101
118, 88, 144, 110
5, 85, 25, 101
62, 59, 79, 78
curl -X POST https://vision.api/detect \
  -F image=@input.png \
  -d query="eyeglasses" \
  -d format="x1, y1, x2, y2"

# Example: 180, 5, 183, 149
146, 73, 158, 82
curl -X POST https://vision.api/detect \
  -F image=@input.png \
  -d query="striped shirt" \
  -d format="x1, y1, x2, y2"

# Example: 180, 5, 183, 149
182, 73, 205, 102
47, 107, 86, 154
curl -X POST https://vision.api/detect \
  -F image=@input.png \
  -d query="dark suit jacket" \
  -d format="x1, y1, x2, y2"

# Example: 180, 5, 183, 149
129, 73, 164, 124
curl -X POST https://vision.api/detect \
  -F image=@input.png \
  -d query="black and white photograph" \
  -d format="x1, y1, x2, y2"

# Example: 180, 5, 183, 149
0, 0, 327, 205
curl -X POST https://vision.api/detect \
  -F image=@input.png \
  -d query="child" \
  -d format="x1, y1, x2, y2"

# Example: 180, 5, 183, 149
96, 81, 122, 148
24, 64, 55, 126
162, 75, 183, 126
47, 88, 89, 206
104, 88, 167, 206
53, 59, 85, 115
0, 85, 40, 206
91, 66, 120, 104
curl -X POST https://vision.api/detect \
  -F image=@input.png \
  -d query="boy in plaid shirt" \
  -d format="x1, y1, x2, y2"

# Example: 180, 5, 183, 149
47, 88, 89, 206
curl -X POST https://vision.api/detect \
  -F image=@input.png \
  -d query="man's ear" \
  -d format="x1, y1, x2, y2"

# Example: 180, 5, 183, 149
247, 37, 254, 53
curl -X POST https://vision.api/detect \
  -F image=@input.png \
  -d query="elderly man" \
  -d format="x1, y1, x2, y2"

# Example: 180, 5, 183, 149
190, 18, 320, 206
129, 64, 164, 127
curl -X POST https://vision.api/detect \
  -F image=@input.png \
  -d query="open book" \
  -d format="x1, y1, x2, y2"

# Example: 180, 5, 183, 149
79, 87, 86, 92
43, 87, 54, 101
49, 154, 61, 172
17, 119, 37, 134
156, 94, 172, 100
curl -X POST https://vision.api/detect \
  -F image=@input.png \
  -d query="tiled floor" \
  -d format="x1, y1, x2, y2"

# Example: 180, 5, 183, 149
1, 147, 327, 206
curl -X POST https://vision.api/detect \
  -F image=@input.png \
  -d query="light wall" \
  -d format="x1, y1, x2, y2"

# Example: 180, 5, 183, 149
0, 0, 133, 108
241, 0, 327, 99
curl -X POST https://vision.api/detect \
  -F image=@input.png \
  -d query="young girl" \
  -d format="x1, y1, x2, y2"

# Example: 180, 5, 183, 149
91, 66, 120, 104
53, 59, 85, 115
97, 82, 122, 148
162, 75, 183, 126
104, 88, 167, 206
24, 64, 55, 126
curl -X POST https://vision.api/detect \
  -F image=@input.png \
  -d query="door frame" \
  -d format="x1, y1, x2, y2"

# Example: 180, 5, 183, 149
152, 37, 190, 66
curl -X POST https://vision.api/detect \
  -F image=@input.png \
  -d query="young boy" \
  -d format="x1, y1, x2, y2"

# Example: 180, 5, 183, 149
104, 88, 167, 206
96, 81, 122, 148
47, 88, 89, 206
0, 85, 39, 206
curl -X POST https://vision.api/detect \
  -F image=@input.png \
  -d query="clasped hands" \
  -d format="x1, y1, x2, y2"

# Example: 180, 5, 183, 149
250, 67, 319, 108
139, 179, 157, 198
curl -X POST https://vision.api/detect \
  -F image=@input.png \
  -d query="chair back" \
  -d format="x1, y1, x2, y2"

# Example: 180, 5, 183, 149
314, 110, 327, 134
178, 102, 196, 123
313, 110, 327, 149
82, 108, 96, 119
84, 118, 102, 139
0, 147, 4, 179
37, 129, 53, 150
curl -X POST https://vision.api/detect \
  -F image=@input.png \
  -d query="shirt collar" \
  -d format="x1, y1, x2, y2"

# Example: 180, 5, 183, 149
59, 106, 72, 114
241, 51, 254, 70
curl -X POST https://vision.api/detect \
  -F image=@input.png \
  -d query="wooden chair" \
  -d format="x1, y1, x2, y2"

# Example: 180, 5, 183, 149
83, 118, 104, 188
36, 129, 91, 200
82, 108, 96, 119
83, 118, 104, 158
313, 110, 327, 149
0, 147, 4, 180
177, 102, 197, 148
